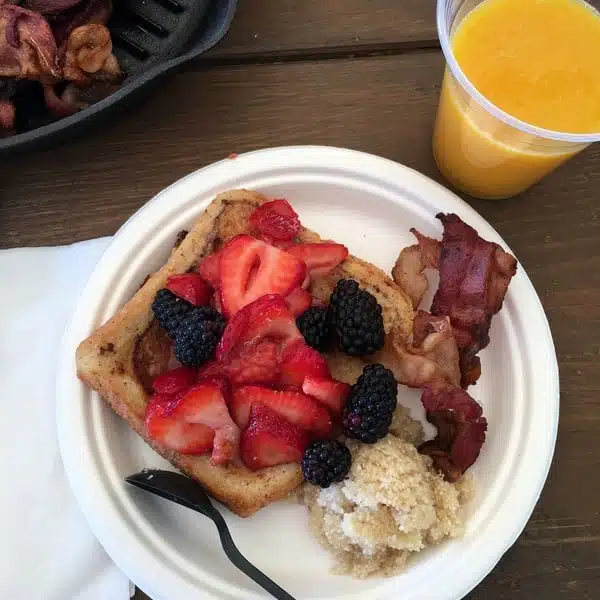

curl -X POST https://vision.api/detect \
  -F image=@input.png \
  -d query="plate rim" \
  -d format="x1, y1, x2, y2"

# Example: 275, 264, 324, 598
56, 145, 559, 600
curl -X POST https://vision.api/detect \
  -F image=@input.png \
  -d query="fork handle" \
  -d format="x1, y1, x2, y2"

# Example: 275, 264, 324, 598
210, 510, 297, 600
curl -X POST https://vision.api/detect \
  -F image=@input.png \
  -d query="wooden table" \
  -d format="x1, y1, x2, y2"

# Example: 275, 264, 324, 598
2, 2, 599, 598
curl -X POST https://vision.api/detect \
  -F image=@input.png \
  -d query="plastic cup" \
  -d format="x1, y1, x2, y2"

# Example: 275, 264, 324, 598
433, 0, 600, 200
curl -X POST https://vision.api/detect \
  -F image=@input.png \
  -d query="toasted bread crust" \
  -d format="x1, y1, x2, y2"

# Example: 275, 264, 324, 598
76, 189, 413, 517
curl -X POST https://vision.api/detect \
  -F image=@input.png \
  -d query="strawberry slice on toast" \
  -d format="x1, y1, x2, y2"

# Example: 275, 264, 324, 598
219, 235, 306, 317
286, 242, 348, 278
278, 339, 330, 388
231, 385, 332, 437
241, 403, 309, 470
166, 273, 212, 306
302, 375, 351, 416
145, 394, 216, 455
249, 199, 301, 241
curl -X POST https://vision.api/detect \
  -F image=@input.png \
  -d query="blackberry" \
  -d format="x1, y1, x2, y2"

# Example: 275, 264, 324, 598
296, 306, 332, 351
302, 440, 352, 488
342, 364, 398, 443
152, 289, 192, 338
329, 279, 384, 356
173, 306, 226, 367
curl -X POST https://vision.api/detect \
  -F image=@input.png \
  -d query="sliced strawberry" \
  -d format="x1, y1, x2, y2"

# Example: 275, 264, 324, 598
219, 235, 306, 317
269, 239, 296, 251
169, 382, 240, 465
197, 360, 228, 381
166, 273, 212, 306
216, 294, 302, 362
286, 243, 349, 278
145, 394, 215, 455
285, 287, 312, 316
231, 386, 332, 436
226, 339, 280, 386
152, 366, 197, 396
279, 339, 330, 388
302, 375, 351, 415
212, 289, 223, 313
241, 403, 309, 470
249, 199, 301, 241
196, 251, 221, 288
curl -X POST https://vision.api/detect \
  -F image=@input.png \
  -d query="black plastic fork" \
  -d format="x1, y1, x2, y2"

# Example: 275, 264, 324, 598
125, 469, 297, 600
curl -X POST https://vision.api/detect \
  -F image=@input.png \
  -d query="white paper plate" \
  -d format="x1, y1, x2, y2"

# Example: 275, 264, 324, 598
57, 146, 559, 600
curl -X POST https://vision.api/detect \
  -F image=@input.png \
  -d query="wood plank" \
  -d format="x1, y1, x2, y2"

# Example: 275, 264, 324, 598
2, 53, 598, 599
205, 0, 600, 61
207, 0, 438, 60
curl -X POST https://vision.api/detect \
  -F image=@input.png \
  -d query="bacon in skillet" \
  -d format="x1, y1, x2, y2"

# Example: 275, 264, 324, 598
0, 4, 60, 79
61, 24, 120, 83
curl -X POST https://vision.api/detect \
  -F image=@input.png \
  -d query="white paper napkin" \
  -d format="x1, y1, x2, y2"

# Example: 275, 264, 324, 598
0, 238, 133, 600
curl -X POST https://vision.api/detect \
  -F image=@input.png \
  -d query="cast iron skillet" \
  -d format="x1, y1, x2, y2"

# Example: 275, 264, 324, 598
0, 0, 237, 155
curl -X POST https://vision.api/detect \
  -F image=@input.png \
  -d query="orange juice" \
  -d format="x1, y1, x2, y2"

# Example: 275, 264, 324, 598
433, 0, 600, 199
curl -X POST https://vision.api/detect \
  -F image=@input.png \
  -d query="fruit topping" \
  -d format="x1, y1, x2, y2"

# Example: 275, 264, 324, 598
219, 234, 306, 317
196, 250, 222, 288
342, 364, 397, 443
329, 279, 384, 356
278, 339, 330, 388
302, 439, 352, 488
152, 288, 192, 338
216, 294, 302, 362
286, 242, 348, 278
197, 360, 228, 381
225, 339, 280, 386
173, 306, 226, 368
296, 306, 332, 351
302, 375, 351, 416
168, 381, 240, 465
152, 366, 197, 396
284, 286, 313, 316
240, 403, 310, 470
166, 273, 212, 306
249, 199, 301, 241
231, 386, 332, 437
145, 393, 216, 456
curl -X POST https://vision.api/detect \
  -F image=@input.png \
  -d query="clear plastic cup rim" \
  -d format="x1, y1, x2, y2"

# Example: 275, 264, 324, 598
437, 0, 600, 145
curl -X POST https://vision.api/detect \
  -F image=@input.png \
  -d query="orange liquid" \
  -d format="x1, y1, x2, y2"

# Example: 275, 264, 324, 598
433, 0, 600, 199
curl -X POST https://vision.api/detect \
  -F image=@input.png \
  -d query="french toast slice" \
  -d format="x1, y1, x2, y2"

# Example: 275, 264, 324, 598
76, 189, 414, 517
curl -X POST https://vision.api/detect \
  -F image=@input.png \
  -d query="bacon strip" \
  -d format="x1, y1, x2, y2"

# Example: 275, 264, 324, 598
389, 310, 460, 389
62, 24, 120, 83
418, 383, 487, 482
430, 213, 517, 388
392, 229, 440, 309
0, 4, 60, 79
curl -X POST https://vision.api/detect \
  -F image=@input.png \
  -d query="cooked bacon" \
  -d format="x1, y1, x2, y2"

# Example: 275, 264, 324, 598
0, 98, 15, 131
62, 24, 120, 83
418, 383, 487, 482
42, 81, 76, 115
0, 79, 15, 131
0, 4, 60, 79
22, 0, 85, 14
392, 229, 440, 309
389, 310, 460, 388
48, 0, 111, 47
430, 213, 517, 388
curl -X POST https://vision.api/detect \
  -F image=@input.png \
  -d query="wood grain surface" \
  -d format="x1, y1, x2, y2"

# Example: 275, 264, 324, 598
2, 1, 599, 599
205, 0, 438, 60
